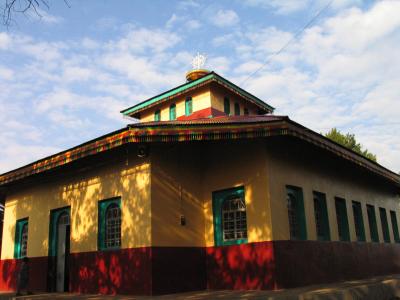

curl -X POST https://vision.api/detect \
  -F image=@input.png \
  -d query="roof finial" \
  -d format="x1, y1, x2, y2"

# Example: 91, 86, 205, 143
186, 52, 210, 81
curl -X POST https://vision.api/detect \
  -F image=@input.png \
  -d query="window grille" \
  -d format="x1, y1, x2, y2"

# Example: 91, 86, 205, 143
287, 192, 299, 239
105, 204, 121, 248
222, 197, 247, 241
20, 223, 28, 258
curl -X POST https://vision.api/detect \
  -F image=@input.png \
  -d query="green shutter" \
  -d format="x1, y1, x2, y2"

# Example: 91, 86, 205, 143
98, 197, 121, 251
367, 205, 379, 242
169, 104, 176, 120
313, 192, 330, 241
185, 97, 192, 116
390, 211, 400, 243
352, 201, 366, 242
14, 218, 28, 259
224, 98, 230, 115
48, 207, 70, 257
212, 187, 247, 246
335, 197, 350, 241
379, 208, 390, 243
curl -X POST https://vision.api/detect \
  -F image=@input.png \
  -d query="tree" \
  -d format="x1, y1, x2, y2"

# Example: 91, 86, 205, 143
1, 0, 68, 27
325, 128, 377, 162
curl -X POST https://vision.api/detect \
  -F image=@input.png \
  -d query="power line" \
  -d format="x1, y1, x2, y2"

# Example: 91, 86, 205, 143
240, 0, 334, 86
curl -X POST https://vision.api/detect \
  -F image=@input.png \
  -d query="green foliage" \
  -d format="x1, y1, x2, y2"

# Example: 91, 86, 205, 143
325, 128, 377, 162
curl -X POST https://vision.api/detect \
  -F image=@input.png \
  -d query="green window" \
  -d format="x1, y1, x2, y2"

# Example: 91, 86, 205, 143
286, 186, 307, 240
224, 97, 230, 115
185, 97, 192, 116
48, 207, 70, 257
313, 191, 330, 241
367, 204, 379, 242
14, 218, 28, 258
335, 197, 350, 241
379, 207, 390, 243
390, 211, 400, 243
98, 197, 121, 250
244, 108, 249, 115
234, 102, 240, 116
154, 109, 161, 121
169, 103, 176, 120
352, 201, 366, 242
212, 187, 247, 246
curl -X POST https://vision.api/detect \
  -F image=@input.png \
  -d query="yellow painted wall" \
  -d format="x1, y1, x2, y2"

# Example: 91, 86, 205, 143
266, 137, 400, 243
210, 85, 261, 116
1, 150, 151, 259
139, 86, 212, 122
150, 140, 272, 247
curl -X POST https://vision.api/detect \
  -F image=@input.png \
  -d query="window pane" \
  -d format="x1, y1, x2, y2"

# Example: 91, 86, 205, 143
185, 97, 192, 116
286, 186, 307, 240
169, 104, 176, 120
352, 201, 365, 242
105, 204, 121, 248
234, 103, 240, 116
367, 205, 379, 242
222, 197, 247, 241
313, 192, 330, 241
154, 110, 161, 121
335, 197, 350, 241
224, 97, 230, 115
20, 223, 28, 258
390, 211, 400, 243
379, 207, 390, 243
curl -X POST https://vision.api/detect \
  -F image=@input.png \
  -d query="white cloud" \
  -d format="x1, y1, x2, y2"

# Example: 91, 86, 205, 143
211, 9, 240, 27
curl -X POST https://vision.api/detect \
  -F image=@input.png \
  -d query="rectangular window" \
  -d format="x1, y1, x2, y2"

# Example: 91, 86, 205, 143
367, 204, 379, 242
98, 197, 122, 250
390, 211, 400, 243
185, 97, 193, 116
313, 191, 330, 241
212, 187, 247, 246
335, 197, 350, 241
169, 104, 176, 120
352, 201, 366, 242
154, 109, 161, 121
286, 186, 307, 240
224, 97, 230, 115
14, 218, 28, 258
379, 207, 390, 243
234, 102, 240, 116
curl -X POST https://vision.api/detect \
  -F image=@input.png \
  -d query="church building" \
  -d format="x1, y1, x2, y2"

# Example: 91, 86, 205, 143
0, 66, 399, 295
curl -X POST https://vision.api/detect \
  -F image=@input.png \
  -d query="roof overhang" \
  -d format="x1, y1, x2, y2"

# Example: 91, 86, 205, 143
1, 116, 399, 188
120, 72, 275, 118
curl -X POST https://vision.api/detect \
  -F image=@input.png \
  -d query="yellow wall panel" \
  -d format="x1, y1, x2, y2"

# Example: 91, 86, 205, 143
1, 153, 151, 259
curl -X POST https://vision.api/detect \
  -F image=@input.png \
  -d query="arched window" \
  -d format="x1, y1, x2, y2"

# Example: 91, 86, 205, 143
234, 102, 240, 116
185, 97, 192, 116
169, 103, 176, 120
154, 109, 161, 121
105, 203, 121, 248
222, 196, 247, 241
20, 223, 28, 258
224, 97, 230, 115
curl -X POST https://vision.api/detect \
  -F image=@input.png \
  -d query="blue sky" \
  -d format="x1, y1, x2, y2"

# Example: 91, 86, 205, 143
0, 0, 399, 173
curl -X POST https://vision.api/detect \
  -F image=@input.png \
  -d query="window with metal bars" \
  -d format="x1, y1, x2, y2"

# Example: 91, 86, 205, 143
390, 211, 400, 243
367, 204, 379, 242
14, 218, 28, 258
98, 197, 121, 250
212, 186, 247, 246
313, 191, 330, 241
352, 201, 365, 242
222, 197, 247, 241
335, 197, 350, 241
379, 207, 390, 243
286, 186, 307, 240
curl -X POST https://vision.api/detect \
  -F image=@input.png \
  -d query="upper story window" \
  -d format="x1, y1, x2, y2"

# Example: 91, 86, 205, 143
185, 97, 193, 116
14, 218, 28, 258
352, 201, 365, 242
335, 197, 350, 241
169, 104, 176, 120
224, 97, 230, 115
98, 197, 121, 250
390, 211, 400, 243
234, 102, 240, 116
286, 186, 307, 240
313, 191, 330, 241
154, 109, 161, 121
244, 108, 249, 115
379, 207, 390, 243
367, 204, 379, 242
212, 186, 247, 246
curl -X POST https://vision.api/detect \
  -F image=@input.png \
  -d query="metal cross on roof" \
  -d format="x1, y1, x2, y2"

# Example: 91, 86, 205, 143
191, 52, 207, 70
